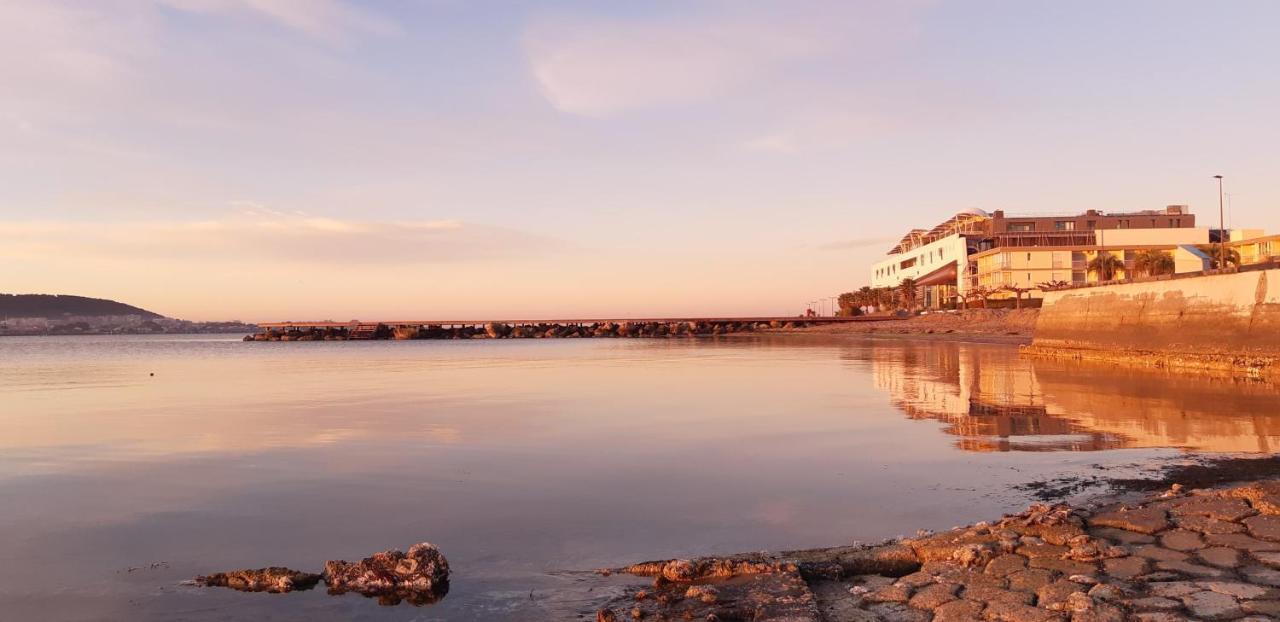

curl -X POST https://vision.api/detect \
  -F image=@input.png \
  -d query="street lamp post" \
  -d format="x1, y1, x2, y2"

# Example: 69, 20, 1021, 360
1214, 175, 1225, 270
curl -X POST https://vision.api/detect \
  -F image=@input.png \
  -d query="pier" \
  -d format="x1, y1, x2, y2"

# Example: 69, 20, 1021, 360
247, 316, 888, 341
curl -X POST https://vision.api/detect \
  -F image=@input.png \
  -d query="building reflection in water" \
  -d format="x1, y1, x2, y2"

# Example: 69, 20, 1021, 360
867, 340, 1280, 453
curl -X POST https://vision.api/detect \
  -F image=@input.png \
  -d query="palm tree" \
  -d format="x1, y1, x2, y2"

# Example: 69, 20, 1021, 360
1194, 245, 1241, 270
1132, 249, 1176, 277
1212, 247, 1241, 270
874, 287, 895, 311
897, 278, 919, 311
837, 292, 859, 316
1087, 251, 1125, 282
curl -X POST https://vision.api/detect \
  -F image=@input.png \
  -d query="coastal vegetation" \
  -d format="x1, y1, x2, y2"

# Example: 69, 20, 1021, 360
1086, 251, 1125, 281
962, 285, 993, 309
1132, 249, 1175, 277
896, 278, 920, 311
1199, 245, 1243, 270
837, 281, 946, 315
838, 282, 1037, 316
999, 284, 1033, 309
838, 286, 897, 315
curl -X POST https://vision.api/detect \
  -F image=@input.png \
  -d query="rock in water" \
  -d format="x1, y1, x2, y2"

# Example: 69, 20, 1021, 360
323, 542, 450, 605
195, 567, 321, 593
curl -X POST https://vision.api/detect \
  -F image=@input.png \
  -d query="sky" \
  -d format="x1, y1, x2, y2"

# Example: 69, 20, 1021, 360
2, 0, 1278, 321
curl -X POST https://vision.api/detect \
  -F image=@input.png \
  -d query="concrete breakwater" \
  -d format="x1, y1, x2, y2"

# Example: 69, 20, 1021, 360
1023, 267, 1280, 376
245, 319, 821, 341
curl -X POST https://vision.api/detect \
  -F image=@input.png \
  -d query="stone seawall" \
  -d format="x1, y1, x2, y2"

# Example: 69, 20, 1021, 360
1023, 268, 1280, 376
245, 320, 815, 341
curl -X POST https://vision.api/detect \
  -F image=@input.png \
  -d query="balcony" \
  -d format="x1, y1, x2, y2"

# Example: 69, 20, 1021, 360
994, 232, 1097, 248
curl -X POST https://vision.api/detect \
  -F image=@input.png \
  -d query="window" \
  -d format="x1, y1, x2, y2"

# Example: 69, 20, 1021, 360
1054, 221, 1075, 231
1118, 220, 1129, 229
1009, 222, 1034, 232
1026, 253, 1032, 261
1087, 220, 1097, 229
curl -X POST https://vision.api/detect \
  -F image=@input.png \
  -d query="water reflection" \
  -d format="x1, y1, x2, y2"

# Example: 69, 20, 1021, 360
869, 340, 1280, 452
2, 335, 1279, 621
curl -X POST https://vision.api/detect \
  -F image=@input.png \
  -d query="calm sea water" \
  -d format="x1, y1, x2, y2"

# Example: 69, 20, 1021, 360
2, 334, 1278, 621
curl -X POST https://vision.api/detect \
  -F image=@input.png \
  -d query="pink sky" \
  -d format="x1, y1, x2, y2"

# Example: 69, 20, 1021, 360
2, 0, 1277, 321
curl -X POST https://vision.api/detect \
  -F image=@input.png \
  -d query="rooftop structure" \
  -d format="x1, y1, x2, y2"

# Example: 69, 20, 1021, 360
887, 209, 991, 255
989, 205, 1194, 248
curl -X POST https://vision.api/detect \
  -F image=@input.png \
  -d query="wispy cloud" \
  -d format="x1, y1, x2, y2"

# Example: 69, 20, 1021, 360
159, 0, 397, 41
524, 11, 829, 117
0, 0, 393, 139
524, 2, 933, 118
0, 214, 565, 266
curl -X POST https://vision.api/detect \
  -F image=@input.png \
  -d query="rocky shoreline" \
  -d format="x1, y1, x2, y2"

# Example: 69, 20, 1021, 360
588, 479, 1280, 621
194, 542, 450, 607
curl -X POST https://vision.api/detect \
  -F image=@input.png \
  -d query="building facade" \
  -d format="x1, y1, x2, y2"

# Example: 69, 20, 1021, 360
1231, 233, 1280, 266
972, 230, 1213, 296
870, 233, 972, 308
872, 206, 1204, 309
870, 209, 993, 309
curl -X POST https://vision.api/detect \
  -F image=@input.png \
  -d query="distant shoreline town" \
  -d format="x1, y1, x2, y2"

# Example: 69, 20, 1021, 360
0, 293, 255, 336
0, 315, 259, 336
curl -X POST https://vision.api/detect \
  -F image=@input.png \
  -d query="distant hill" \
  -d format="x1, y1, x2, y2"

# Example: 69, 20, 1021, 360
0, 294, 164, 319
